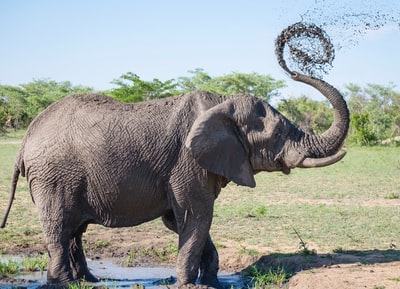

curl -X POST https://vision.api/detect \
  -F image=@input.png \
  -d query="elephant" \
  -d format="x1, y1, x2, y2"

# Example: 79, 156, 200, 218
1, 70, 349, 287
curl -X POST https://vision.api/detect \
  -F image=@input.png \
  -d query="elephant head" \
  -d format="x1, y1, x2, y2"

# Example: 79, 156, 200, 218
186, 22, 349, 188
185, 71, 349, 188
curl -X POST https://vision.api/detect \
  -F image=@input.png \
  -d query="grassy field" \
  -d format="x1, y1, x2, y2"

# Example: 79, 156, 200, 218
213, 146, 400, 255
0, 130, 399, 266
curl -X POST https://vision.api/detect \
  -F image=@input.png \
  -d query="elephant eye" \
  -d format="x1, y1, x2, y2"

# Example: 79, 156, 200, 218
253, 118, 265, 132
274, 129, 282, 137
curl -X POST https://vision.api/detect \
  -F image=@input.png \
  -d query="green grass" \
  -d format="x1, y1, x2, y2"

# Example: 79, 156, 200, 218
0, 130, 44, 252
0, 254, 47, 277
21, 254, 48, 273
244, 264, 291, 288
212, 146, 400, 254
94, 240, 111, 249
67, 280, 93, 289
0, 258, 20, 276
0, 130, 399, 268
0, 129, 25, 144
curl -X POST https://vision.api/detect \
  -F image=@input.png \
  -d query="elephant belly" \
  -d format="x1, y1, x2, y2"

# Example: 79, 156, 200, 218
92, 187, 170, 228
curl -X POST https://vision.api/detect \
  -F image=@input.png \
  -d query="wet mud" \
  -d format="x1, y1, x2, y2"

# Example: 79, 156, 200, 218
0, 257, 246, 289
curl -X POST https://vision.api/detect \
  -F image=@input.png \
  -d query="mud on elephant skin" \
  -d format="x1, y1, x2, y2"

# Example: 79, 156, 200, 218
1, 69, 349, 287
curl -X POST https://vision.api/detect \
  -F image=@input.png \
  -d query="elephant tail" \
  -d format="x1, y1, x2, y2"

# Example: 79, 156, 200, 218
1, 166, 20, 228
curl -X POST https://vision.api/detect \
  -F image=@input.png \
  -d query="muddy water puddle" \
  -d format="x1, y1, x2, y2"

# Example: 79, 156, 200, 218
0, 257, 246, 288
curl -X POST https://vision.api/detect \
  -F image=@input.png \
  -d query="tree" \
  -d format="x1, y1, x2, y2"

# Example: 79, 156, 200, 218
20, 79, 92, 119
110, 69, 285, 103
277, 95, 333, 134
110, 72, 178, 102
0, 80, 93, 128
176, 68, 213, 92
210, 72, 285, 102
0, 85, 28, 129
0, 96, 8, 133
350, 112, 377, 145
177, 69, 285, 102
345, 83, 400, 143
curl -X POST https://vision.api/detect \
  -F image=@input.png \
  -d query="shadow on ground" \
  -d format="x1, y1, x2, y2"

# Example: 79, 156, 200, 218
243, 249, 400, 276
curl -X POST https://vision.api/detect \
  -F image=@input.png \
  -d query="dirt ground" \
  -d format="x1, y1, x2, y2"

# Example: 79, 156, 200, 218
287, 262, 400, 289
2, 226, 400, 289
252, 251, 400, 289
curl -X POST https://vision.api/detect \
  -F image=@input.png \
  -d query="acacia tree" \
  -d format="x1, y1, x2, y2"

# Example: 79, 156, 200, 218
110, 69, 285, 103
20, 79, 92, 119
110, 72, 178, 102
177, 69, 285, 102
176, 68, 213, 92
0, 80, 92, 128
0, 85, 28, 129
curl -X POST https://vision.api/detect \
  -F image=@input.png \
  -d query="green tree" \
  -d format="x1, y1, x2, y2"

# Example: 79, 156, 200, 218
211, 72, 285, 102
350, 112, 377, 145
365, 83, 400, 138
0, 85, 28, 129
21, 79, 92, 119
177, 69, 285, 102
0, 80, 92, 128
277, 95, 333, 134
111, 69, 285, 103
345, 83, 400, 143
110, 72, 178, 102
176, 68, 213, 92
0, 96, 9, 133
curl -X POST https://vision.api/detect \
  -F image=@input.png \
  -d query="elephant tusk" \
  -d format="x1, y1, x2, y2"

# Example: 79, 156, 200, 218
298, 150, 346, 168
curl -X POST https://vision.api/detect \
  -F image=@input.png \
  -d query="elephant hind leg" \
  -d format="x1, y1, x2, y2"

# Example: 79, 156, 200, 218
45, 222, 97, 284
69, 222, 98, 282
34, 197, 74, 283
46, 241, 74, 284
32, 181, 86, 284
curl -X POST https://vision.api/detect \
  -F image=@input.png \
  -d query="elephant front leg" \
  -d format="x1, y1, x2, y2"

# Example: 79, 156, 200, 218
163, 210, 222, 288
175, 209, 214, 287
199, 235, 222, 288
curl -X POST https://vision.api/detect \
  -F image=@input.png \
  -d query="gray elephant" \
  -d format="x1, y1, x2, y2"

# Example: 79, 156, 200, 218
1, 70, 349, 287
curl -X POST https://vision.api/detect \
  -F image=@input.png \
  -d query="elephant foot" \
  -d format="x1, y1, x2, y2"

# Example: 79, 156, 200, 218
199, 277, 223, 289
175, 284, 221, 289
39, 278, 75, 289
42, 277, 97, 289
46, 268, 98, 287
46, 269, 74, 285
78, 271, 99, 283
174, 277, 223, 289
72, 264, 99, 282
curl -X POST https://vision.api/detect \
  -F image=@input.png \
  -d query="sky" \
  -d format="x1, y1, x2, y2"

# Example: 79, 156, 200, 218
1, 0, 399, 101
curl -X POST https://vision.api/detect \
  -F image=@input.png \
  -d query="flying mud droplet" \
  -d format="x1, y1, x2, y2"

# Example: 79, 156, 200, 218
297, 1, 400, 50
274, 0, 400, 77
275, 22, 335, 78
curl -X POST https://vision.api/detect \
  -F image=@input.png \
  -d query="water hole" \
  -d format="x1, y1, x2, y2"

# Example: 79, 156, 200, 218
0, 257, 247, 289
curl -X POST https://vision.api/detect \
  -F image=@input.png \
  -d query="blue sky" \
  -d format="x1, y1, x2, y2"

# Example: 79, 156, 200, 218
0, 0, 399, 101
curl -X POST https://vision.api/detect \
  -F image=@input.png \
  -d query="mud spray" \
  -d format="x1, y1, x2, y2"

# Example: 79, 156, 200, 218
276, 0, 399, 77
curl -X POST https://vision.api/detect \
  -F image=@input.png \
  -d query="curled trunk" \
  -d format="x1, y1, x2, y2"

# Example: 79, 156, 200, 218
292, 72, 350, 167
275, 23, 349, 168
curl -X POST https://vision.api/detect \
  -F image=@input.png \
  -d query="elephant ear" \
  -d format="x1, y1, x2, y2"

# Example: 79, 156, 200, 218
185, 102, 256, 188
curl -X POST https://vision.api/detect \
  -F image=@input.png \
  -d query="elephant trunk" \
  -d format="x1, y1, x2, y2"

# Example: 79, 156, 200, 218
291, 72, 350, 168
